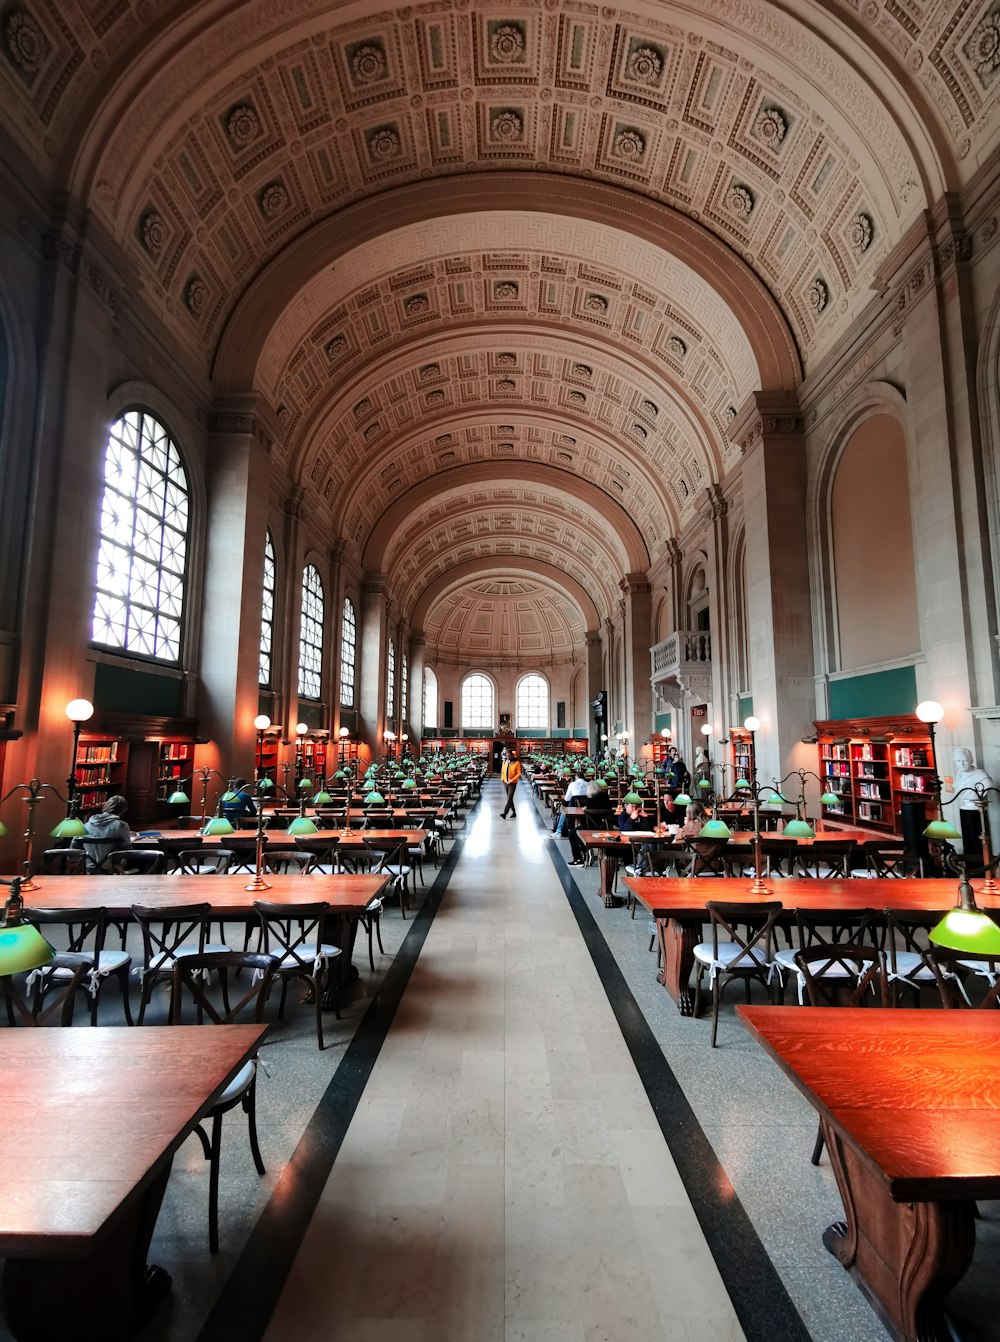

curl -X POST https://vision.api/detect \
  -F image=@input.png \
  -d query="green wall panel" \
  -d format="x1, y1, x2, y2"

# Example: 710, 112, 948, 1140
93, 663, 182, 716
828, 665, 917, 719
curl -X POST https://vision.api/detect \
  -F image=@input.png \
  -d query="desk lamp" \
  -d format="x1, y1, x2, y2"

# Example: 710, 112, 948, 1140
0, 877, 53, 976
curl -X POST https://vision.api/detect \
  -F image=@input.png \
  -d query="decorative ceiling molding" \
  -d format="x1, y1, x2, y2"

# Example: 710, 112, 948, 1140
412, 557, 601, 640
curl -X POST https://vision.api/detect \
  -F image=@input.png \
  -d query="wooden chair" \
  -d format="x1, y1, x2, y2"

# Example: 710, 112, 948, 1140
169, 951, 275, 1252
1, 962, 88, 1027
38, 848, 87, 876
883, 909, 949, 1003
773, 908, 880, 1004
132, 902, 212, 1024
863, 842, 921, 878
253, 901, 340, 1049
176, 849, 233, 875
362, 835, 413, 918
692, 901, 782, 1047
109, 849, 165, 874
678, 838, 731, 878
923, 946, 1000, 1009
795, 840, 858, 878
26, 906, 133, 1025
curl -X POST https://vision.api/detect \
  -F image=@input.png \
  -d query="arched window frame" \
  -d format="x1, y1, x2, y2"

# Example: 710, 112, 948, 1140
259, 530, 276, 688
401, 651, 408, 724
91, 406, 190, 664
461, 672, 495, 731
386, 639, 396, 719
340, 597, 357, 707
423, 667, 438, 729
516, 672, 549, 730
298, 564, 325, 700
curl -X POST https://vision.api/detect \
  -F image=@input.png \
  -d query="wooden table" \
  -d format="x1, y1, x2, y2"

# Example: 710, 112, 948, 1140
21, 873, 389, 985
626, 876, 975, 1015
738, 1006, 1000, 1342
0, 1024, 266, 1342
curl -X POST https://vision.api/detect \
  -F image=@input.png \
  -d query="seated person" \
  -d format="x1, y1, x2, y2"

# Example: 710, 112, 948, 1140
222, 777, 256, 824
656, 791, 678, 826
676, 801, 708, 842
616, 799, 644, 832
567, 778, 611, 864
82, 794, 132, 872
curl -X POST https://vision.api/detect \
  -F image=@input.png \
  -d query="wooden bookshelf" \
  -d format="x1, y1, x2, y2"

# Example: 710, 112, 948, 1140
74, 734, 125, 812
156, 737, 194, 806
730, 730, 756, 785
300, 738, 328, 780
74, 713, 199, 824
816, 714, 937, 838
255, 730, 281, 784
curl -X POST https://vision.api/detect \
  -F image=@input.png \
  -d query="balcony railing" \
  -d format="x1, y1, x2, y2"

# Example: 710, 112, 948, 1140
651, 631, 712, 680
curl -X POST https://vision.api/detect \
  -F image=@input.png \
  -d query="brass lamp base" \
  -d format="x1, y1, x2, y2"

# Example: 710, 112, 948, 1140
748, 875, 772, 896
244, 872, 272, 892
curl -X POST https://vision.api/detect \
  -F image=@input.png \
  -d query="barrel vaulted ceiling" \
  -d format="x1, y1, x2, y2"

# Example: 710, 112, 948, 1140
1, 0, 992, 656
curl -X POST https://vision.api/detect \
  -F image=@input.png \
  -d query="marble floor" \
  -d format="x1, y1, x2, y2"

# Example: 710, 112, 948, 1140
7, 777, 1000, 1342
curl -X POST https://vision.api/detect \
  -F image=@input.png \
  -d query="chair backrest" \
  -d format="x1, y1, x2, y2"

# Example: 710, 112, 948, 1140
27, 905, 112, 971
922, 946, 1000, 1008
684, 838, 730, 876
760, 837, 797, 875
705, 901, 782, 970
254, 901, 331, 971
170, 951, 276, 1024
2, 962, 88, 1026
798, 840, 858, 877
793, 907, 881, 950
177, 849, 233, 874
110, 849, 165, 874
795, 944, 889, 1007
883, 908, 945, 974
39, 848, 87, 875
132, 902, 211, 968
175, 816, 205, 830
864, 842, 921, 878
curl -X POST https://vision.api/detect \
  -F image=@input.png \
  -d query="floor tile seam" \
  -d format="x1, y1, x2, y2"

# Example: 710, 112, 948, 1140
528, 791, 813, 1342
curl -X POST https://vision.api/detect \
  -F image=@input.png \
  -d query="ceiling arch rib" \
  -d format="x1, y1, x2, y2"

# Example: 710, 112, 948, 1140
384, 495, 627, 625
422, 575, 590, 668
363, 463, 650, 582
412, 558, 599, 640
62, 2, 947, 373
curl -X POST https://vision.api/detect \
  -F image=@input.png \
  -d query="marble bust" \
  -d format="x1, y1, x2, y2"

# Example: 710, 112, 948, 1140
694, 746, 711, 782
944, 747, 1000, 851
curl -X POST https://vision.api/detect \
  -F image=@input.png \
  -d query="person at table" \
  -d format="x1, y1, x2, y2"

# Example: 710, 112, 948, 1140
616, 798, 645, 832
676, 801, 708, 841
222, 777, 256, 824
567, 776, 607, 864
657, 790, 678, 826
82, 794, 132, 872
664, 747, 690, 792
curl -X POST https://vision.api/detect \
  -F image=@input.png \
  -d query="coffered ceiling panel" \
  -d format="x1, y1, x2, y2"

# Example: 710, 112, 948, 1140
423, 576, 588, 663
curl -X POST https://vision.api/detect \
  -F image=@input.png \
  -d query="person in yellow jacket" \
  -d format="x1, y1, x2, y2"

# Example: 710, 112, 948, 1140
500, 749, 521, 819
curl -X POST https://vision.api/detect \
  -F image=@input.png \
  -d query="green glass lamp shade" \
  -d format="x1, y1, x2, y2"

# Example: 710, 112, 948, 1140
297, 777, 314, 792
622, 791, 644, 805
286, 815, 319, 836
585, 770, 595, 779
929, 906, 1000, 954
820, 790, 839, 806
167, 789, 191, 805
699, 818, 733, 840
334, 770, 347, 781
784, 817, 816, 839
674, 792, 692, 806
924, 819, 961, 841
734, 778, 750, 791
0, 922, 54, 975
222, 787, 238, 802
394, 769, 406, 780
401, 779, 416, 790
0, 818, 7, 838
52, 816, 87, 839
203, 815, 235, 836
697, 779, 712, 791
414, 769, 423, 779
313, 789, 333, 805
770, 792, 788, 805
257, 776, 275, 791
597, 781, 609, 791
365, 790, 386, 806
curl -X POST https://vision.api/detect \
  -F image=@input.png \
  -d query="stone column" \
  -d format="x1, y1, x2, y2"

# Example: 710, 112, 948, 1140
731, 392, 815, 788
586, 632, 603, 755
276, 486, 305, 743
198, 398, 274, 781
359, 574, 389, 752
327, 539, 346, 732
620, 573, 653, 758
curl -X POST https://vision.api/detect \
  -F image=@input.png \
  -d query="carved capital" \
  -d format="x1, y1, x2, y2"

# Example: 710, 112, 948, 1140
729, 391, 804, 455
362, 572, 390, 600
701, 483, 728, 521
620, 572, 652, 597
665, 537, 683, 569
209, 393, 278, 455
329, 538, 347, 566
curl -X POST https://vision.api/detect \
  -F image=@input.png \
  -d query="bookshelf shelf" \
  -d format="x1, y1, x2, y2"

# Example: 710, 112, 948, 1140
815, 714, 938, 839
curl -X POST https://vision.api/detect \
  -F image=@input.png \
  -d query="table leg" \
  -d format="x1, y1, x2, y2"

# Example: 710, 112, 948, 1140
2, 1163, 172, 1342
821, 1120, 975, 1342
598, 852, 620, 908
657, 917, 698, 1016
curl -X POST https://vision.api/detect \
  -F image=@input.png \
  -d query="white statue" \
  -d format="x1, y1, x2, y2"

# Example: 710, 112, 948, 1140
945, 747, 1000, 852
694, 746, 711, 783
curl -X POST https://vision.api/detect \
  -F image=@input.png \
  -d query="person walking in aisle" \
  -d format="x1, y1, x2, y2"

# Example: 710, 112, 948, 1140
500, 748, 521, 819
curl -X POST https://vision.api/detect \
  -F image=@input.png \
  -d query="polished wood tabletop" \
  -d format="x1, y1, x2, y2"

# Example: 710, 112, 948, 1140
625, 876, 975, 919
737, 1006, 1000, 1200
0, 1024, 267, 1254
21, 872, 388, 916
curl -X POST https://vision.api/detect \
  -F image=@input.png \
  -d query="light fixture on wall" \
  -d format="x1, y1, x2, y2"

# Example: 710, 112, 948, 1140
916, 700, 945, 824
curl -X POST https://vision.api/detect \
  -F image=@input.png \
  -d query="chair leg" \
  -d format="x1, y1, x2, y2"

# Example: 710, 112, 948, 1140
116, 967, 134, 1026
710, 977, 721, 1048
314, 972, 325, 1051
810, 1120, 825, 1166
208, 1111, 223, 1254
244, 1074, 266, 1176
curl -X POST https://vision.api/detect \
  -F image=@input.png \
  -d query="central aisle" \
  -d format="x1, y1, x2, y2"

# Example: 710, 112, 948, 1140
265, 782, 746, 1342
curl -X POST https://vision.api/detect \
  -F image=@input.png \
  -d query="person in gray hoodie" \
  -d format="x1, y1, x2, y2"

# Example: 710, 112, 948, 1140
82, 794, 132, 872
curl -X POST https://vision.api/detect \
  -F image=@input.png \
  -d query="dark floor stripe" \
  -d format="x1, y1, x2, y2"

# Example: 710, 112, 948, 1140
195, 794, 478, 1342
532, 793, 813, 1342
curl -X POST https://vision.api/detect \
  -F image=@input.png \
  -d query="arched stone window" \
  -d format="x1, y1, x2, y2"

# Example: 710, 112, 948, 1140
340, 598, 357, 707
516, 673, 548, 730
461, 673, 494, 731
386, 639, 395, 717
424, 667, 438, 729
92, 408, 189, 662
259, 530, 275, 687
298, 564, 324, 699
